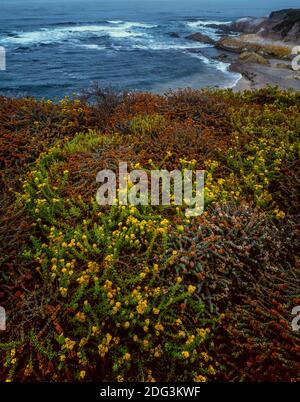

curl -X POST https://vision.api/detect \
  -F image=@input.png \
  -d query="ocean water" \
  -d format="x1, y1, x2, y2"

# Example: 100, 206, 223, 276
0, 0, 299, 99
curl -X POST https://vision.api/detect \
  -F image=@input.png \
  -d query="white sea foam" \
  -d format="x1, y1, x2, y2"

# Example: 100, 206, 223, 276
107, 20, 124, 24
0, 22, 156, 46
80, 44, 106, 50
122, 22, 157, 29
189, 52, 226, 69
187, 20, 232, 28
188, 52, 241, 88
186, 20, 232, 41
131, 41, 208, 51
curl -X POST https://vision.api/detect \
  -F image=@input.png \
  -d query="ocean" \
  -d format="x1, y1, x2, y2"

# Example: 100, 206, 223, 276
0, 0, 299, 99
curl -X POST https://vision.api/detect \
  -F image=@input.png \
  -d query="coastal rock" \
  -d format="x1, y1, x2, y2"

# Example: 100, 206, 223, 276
275, 62, 292, 69
261, 9, 300, 41
284, 21, 300, 42
216, 36, 290, 59
206, 24, 232, 35
168, 32, 180, 38
230, 17, 267, 34
185, 32, 215, 44
239, 52, 270, 65
215, 37, 247, 53
287, 73, 300, 80
215, 53, 231, 61
229, 9, 300, 42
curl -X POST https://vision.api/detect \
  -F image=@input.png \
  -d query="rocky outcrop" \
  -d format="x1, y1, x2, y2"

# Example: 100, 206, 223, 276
168, 32, 180, 38
275, 62, 293, 70
231, 17, 267, 34
265, 9, 300, 41
229, 9, 300, 42
205, 24, 232, 35
215, 53, 232, 62
216, 36, 291, 59
239, 52, 270, 65
217, 9, 300, 91
216, 37, 246, 53
185, 32, 215, 44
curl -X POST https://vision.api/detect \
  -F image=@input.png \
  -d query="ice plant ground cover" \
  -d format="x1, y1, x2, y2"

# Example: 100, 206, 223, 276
0, 86, 299, 382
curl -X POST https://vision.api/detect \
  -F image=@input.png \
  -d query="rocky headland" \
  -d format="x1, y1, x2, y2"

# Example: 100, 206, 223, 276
186, 9, 300, 90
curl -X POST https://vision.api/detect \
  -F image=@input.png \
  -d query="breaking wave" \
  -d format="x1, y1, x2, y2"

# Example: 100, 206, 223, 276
0, 21, 157, 46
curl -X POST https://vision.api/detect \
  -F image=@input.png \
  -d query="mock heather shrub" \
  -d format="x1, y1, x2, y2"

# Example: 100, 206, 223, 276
1, 87, 299, 381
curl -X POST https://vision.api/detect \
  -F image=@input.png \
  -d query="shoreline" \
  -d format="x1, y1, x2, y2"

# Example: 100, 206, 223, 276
207, 9, 300, 92
231, 75, 251, 91
230, 61, 300, 92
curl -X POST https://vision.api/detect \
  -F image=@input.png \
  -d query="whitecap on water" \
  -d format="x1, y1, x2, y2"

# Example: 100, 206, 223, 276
79, 44, 106, 50
0, 21, 156, 46
186, 19, 232, 41
186, 20, 232, 28
107, 20, 124, 24
187, 52, 241, 88
131, 41, 208, 51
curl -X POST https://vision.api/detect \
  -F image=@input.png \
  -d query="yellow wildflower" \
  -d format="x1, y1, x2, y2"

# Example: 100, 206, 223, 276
79, 370, 86, 379
187, 285, 196, 294
182, 351, 190, 359
194, 375, 207, 382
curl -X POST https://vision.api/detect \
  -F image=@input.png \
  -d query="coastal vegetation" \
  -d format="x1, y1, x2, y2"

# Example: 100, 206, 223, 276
0, 86, 299, 382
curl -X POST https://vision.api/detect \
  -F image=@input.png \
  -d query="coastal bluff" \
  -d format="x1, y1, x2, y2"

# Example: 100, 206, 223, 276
230, 9, 300, 42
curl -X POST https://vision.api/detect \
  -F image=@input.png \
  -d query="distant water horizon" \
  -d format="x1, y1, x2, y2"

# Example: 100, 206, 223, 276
0, 0, 299, 99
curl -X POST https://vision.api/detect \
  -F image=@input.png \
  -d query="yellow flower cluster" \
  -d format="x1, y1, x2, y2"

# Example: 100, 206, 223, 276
75, 312, 86, 322
193, 374, 207, 382
98, 333, 113, 357
182, 351, 190, 359
274, 209, 285, 220
137, 299, 148, 315
61, 337, 76, 351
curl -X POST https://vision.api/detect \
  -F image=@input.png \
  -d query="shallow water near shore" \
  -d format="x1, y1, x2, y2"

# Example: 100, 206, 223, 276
0, 0, 299, 98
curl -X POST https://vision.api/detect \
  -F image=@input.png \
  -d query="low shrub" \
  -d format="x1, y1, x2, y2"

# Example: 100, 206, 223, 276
1, 86, 299, 382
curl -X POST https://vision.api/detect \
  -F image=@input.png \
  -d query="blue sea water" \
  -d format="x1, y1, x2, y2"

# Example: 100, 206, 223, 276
0, 0, 299, 99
